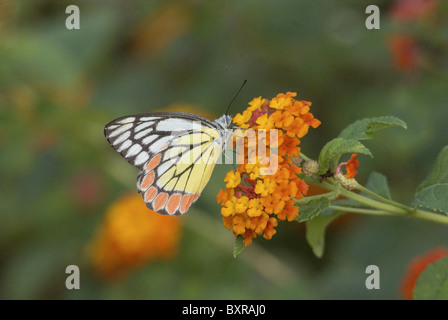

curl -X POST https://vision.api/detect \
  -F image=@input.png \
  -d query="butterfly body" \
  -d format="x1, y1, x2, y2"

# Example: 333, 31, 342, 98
104, 112, 232, 215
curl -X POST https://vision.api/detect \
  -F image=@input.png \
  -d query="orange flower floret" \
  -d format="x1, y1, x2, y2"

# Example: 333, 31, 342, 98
274, 166, 290, 183
345, 153, 359, 179
217, 92, 321, 246
254, 178, 276, 197
275, 181, 298, 201
272, 110, 295, 130
295, 178, 309, 199
263, 218, 278, 240
279, 135, 301, 157
260, 194, 285, 214
247, 198, 263, 217
248, 96, 267, 112
233, 110, 252, 129
285, 117, 307, 138
277, 199, 299, 221
216, 187, 234, 204
224, 171, 241, 188
255, 113, 275, 129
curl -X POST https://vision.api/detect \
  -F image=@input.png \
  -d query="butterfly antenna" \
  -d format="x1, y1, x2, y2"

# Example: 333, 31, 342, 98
225, 65, 229, 108
225, 79, 247, 116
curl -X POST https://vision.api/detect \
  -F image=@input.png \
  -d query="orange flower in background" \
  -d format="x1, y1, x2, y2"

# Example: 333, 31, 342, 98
89, 193, 181, 279
130, 3, 192, 58
400, 247, 448, 300
217, 92, 320, 246
163, 103, 217, 121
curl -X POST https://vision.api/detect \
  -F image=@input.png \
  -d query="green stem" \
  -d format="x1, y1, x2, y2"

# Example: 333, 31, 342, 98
318, 181, 408, 216
312, 180, 448, 226
355, 184, 410, 211
185, 208, 298, 284
299, 152, 311, 162
295, 191, 339, 205
411, 208, 448, 226
328, 205, 390, 216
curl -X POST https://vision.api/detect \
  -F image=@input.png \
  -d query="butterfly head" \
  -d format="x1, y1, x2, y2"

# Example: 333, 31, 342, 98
215, 114, 233, 129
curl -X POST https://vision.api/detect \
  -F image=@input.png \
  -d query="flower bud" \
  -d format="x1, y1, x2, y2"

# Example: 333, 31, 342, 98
335, 172, 358, 190
303, 160, 319, 175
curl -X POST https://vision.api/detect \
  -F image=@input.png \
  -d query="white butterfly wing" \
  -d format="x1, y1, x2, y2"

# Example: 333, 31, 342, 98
104, 112, 229, 215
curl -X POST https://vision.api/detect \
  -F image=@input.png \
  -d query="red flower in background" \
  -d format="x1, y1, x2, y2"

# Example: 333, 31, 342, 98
70, 169, 105, 209
387, 0, 441, 72
390, 0, 438, 22
388, 34, 419, 71
400, 247, 448, 299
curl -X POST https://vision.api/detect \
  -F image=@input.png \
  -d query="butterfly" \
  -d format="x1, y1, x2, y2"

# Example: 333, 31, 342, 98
104, 112, 233, 215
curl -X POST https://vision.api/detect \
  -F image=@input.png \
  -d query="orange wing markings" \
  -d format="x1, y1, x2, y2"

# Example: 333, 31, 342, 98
153, 192, 169, 211
138, 130, 209, 214
193, 193, 201, 202
166, 194, 182, 215
146, 154, 161, 172
140, 171, 155, 190
144, 186, 158, 202
179, 194, 192, 214
179, 193, 200, 214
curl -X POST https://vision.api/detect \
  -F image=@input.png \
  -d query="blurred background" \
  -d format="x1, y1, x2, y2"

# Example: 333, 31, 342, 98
1, 0, 448, 299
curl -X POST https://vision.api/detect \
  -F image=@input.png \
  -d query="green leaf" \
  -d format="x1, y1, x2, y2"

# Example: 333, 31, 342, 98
305, 211, 341, 258
412, 184, 448, 214
364, 172, 391, 200
413, 146, 448, 214
295, 197, 330, 223
338, 116, 407, 141
317, 137, 372, 175
233, 236, 245, 258
414, 257, 448, 300
416, 146, 448, 191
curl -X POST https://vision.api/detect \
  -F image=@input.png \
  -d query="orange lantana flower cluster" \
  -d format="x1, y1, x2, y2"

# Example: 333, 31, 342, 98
89, 194, 181, 279
217, 92, 321, 246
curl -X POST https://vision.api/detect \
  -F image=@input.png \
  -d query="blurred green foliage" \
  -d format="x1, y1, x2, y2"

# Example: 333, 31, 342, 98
1, 0, 448, 299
